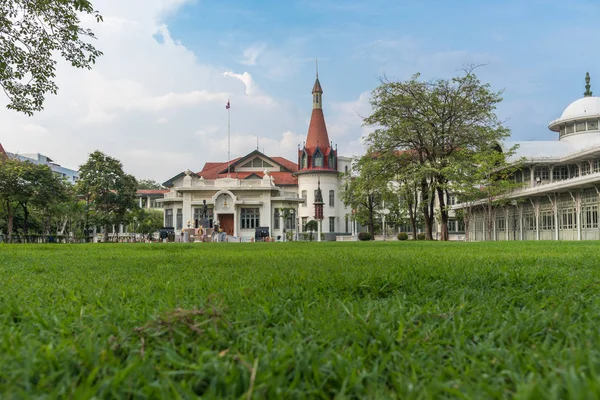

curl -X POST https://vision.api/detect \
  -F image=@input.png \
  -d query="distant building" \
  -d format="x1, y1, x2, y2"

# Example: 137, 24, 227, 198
458, 73, 600, 241
159, 71, 355, 241
136, 189, 168, 209
7, 152, 80, 183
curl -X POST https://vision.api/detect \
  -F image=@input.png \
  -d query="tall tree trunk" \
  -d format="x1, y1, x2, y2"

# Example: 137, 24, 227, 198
368, 195, 375, 239
6, 200, 14, 243
436, 187, 449, 241
20, 202, 29, 240
104, 224, 110, 243
421, 178, 434, 240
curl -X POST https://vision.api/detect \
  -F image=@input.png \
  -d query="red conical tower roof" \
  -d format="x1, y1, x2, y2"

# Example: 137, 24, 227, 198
305, 107, 330, 153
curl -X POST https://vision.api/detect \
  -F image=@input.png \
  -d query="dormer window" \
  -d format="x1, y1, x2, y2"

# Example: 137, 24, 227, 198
328, 152, 336, 169
313, 149, 323, 167
301, 152, 307, 169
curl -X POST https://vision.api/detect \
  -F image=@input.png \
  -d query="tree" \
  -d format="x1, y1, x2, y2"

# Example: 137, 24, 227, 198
1, 0, 103, 115
304, 220, 318, 241
450, 146, 523, 240
127, 207, 163, 238
77, 151, 137, 242
341, 155, 390, 238
364, 65, 510, 240
0, 158, 27, 242
137, 179, 165, 190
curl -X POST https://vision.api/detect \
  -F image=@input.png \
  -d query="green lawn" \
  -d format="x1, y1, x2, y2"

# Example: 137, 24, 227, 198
2, 241, 600, 399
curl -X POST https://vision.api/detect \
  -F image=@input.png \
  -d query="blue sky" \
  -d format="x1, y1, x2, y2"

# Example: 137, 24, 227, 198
168, 0, 599, 133
2, 0, 599, 180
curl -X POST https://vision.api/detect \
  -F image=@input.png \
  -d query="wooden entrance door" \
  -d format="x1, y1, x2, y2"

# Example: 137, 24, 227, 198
219, 214, 234, 236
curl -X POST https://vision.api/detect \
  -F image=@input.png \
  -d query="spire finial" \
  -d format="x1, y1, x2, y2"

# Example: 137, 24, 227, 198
584, 72, 593, 97
316, 59, 318, 78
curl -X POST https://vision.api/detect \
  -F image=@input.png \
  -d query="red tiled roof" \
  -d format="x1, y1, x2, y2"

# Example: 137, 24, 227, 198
196, 154, 298, 186
271, 157, 298, 172
137, 189, 169, 195
0, 142, 7, 160
305, 108, 330, 154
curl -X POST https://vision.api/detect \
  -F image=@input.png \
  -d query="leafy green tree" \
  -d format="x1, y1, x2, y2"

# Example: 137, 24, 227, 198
77, 151, 137, 242
341, 155, 391, 238
304, 219, 318, 241
0, 158, 31, 242
137, 179, 165, 190
364, 65, 509, 240
449, 146, 523, 240
1, 0, 103, 115
127, 208, 163, 237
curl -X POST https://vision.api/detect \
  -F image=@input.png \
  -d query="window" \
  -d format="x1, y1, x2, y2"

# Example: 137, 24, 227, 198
241, 208, 260, 229
193, 207, 214, 228
583, 205, 598, 229
253, 158, 262, 167
313, 149, 323, 167
536, 166, 550, 180
329, 190, 335, 207
569, 164, 579, 178
523, 167, 531, 183
514, 170, 523, 183
447, 194, 456, 206
582, 162, 591, 176
594, 160, 600, 173
566, 124, 575, 134
345, 165, 348, 174
176, 208, 183, 230
329, 217, 335, 232
576, 121, 587, 132
552, 166, 568, 181
165, 209, 173, 227
241, 161, 252, 168
560, 126, 566, 137
329, 153, 336, 170
274, 208, 280, 230
285, 211, 296, 230
589, 120, 599, 130
448, 220, 457, 232
540, 210, 555, 230
301, 153, 307, 169
524, 213, 536, 231
496, 216, 506, 232
559, 208, 574, 230
302, 190, 307, 207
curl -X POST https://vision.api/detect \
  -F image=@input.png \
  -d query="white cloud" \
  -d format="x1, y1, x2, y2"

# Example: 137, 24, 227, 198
240, 43, 266, 66
0, 0, 304, 180
224, 71, 256, 96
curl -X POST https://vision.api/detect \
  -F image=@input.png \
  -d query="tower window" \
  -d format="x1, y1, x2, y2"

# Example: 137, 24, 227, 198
313, 149, 323, 167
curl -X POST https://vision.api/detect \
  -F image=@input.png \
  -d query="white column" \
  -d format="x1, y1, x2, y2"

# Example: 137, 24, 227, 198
519, 206, 523, 241
577, 192, 582, 241
506, 208, 509, 241
233, 207, 238, 238
554, 199, 559, 241
280, 214, 285, 241
139, 197, 143, 207
317, 220, 322, 242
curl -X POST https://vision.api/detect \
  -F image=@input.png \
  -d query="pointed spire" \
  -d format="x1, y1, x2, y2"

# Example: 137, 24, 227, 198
584, 72, 593, 97
316, 59, 319, 78
312, 59, 323, 94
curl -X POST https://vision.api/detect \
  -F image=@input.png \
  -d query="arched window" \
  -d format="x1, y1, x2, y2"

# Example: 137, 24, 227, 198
313, 149, 323, 167
329, 152, 336, 169
329, 190, 335, 207
301, 152, 307, 169
301, 190, 307, 207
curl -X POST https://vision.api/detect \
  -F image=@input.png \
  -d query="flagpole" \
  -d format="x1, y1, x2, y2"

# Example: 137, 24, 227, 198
227, 100, 231, 178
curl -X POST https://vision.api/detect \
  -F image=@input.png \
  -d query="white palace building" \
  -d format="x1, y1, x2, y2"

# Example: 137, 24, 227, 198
159, 73, 354, 241
465, 73, 600, 241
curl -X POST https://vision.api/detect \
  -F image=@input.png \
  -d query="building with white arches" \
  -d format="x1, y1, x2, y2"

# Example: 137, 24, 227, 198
465, 73, 600, 241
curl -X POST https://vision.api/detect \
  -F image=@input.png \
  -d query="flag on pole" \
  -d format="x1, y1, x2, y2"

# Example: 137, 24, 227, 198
226, 100, 230, 109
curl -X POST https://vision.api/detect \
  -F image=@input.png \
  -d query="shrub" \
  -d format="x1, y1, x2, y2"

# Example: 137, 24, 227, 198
358, 232, 371, 241
397, 232, 408, 241
417, 233, 426, 240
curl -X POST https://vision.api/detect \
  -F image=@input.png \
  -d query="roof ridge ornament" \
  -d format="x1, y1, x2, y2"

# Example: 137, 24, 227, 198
584, 72, 593, 97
